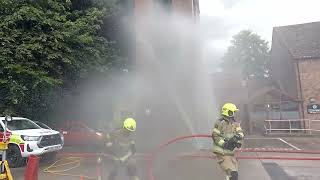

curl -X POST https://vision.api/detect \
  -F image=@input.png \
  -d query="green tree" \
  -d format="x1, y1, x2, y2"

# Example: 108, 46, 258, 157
222, 30, 270, 79
0, 0, 120, 119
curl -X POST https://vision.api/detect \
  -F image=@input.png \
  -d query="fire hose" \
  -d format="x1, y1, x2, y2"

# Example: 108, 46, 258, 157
146, 134, 320, 180
48, 134, 320, 180
43, 157, 96, 179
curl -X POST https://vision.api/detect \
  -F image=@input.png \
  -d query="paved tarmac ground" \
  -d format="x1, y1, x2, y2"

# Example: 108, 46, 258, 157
11, 136, 320, 180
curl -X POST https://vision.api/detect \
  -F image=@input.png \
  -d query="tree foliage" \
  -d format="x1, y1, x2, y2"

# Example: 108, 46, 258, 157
0, 0, 121, 119
222, 30, 271, 79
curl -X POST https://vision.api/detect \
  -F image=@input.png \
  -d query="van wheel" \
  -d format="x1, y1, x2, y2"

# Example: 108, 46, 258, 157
7, 145, 23, 168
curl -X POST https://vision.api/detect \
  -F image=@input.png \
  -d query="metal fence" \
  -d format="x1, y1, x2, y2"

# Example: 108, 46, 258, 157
264, 119, 320, 135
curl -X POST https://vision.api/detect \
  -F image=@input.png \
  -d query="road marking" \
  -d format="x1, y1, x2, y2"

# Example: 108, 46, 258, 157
245, 137, 279, 140
278, 138, 301, 150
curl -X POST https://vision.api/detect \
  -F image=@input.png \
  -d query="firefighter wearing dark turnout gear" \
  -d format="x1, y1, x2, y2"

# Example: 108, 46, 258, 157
105, 118, 139, 180
212, 103, 244, 180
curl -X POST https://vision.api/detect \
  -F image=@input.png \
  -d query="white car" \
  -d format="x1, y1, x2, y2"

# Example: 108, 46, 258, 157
0, 117, 64, 167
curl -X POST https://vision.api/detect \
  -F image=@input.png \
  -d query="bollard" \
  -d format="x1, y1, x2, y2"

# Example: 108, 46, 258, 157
24, 155, 39, 180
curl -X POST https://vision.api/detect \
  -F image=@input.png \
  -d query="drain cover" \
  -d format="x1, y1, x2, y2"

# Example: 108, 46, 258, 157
262, 162, 294, 180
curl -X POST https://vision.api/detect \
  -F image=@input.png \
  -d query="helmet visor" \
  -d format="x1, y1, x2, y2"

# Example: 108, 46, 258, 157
125, 125, 135, 131
228, 110, 235, 117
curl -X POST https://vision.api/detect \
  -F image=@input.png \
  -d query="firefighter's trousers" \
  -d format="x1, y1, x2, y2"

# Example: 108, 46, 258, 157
215, 154, 238, 176
108, 157, 139, 180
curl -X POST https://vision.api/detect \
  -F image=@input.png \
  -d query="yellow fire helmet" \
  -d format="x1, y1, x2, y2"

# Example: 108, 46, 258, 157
221, 103, 239, 117
123, 118, 137, 132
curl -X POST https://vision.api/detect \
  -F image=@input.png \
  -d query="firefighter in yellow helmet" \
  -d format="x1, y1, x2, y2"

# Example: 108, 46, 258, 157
105, 118, 139, 180
212, 103, 244, 180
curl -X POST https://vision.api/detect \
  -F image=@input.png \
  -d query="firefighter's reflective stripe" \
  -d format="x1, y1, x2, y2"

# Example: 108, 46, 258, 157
218, 139, 225, 146
119, 151, 133, 161
10, 134, 24, 144
212, 128, 221, 135
235, 127, 241, 131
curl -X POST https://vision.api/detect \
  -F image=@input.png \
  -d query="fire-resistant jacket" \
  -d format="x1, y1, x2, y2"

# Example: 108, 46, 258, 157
105, 128, 136, 159
212, 117, 244, 155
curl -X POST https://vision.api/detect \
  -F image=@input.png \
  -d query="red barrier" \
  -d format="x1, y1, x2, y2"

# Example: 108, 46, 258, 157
24, 155, 39, 180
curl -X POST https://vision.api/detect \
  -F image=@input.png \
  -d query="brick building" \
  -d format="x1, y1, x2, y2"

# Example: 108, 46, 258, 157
270, 22, 320, 130
210, 22, 320, 134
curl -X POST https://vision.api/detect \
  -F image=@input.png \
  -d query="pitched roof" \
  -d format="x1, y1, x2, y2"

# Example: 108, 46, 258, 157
274, 21, 320, 59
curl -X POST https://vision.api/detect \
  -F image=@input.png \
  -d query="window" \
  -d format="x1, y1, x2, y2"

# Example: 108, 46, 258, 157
5, 119, 40, 130
34, 121, 52, 130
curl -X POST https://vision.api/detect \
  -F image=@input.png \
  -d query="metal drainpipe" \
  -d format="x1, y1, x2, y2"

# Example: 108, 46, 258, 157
191, 0, 194, 20
296, 60, 306, 128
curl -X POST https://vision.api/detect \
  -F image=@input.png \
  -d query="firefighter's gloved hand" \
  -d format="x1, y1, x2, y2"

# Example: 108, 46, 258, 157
223, 140, 235, 151
233, 134, 243, 148
235, 142, 242, 148
223, 138, 242, 151
234, 133, 244, 140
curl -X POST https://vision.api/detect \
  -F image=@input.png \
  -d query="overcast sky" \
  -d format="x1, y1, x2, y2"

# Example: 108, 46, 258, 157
199, 0, 320, 64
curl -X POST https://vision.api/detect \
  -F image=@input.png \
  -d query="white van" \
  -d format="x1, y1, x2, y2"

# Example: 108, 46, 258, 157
0, 117, 64, 167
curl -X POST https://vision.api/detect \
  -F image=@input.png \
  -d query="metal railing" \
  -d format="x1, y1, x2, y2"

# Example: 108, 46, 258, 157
264, 119, 320, 135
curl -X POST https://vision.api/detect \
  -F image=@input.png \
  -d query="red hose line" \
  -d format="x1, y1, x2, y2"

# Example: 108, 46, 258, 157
177, 154, 320, 161
147, 134, 211, 180
146, 134, 320, 180
237, 149, 320, 154
237, 156, 320, 160
58, 134, 320, 180
57, 148, 320, 159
